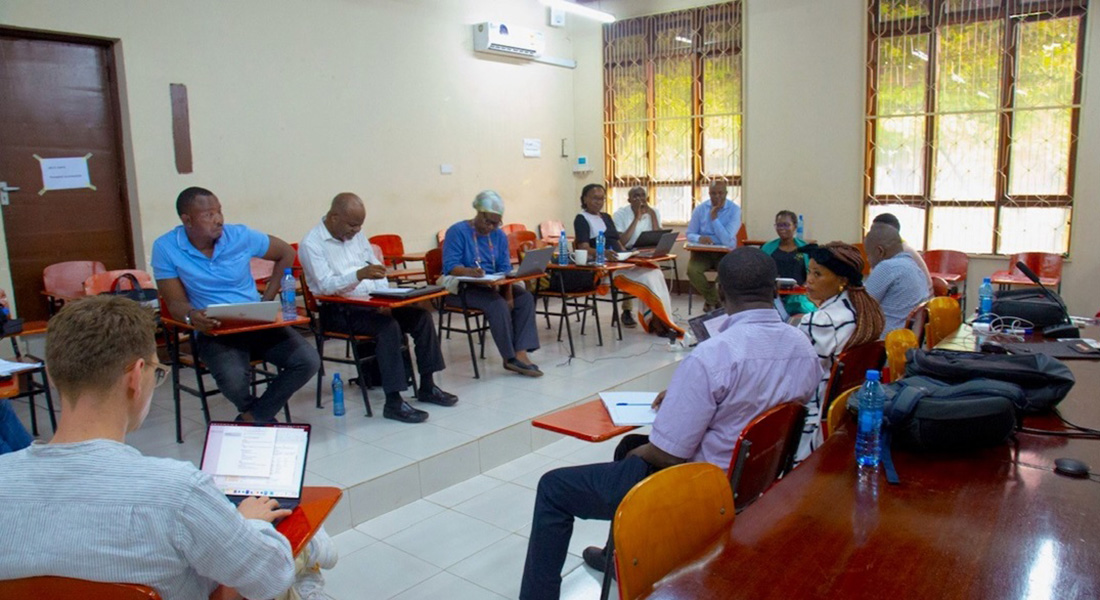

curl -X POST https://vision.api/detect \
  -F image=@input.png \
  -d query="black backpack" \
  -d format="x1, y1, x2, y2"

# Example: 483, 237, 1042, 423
905, 348, 1075, 412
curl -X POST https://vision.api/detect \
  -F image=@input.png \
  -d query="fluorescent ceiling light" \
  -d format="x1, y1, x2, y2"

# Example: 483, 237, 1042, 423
540, 0, 616, 23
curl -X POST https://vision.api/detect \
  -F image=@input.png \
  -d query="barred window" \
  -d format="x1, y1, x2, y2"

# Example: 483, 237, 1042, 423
865, 0, 1086, 255
603, 2, 743, 223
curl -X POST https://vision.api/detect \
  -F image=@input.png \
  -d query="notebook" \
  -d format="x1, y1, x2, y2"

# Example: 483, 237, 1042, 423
369, 285, 445, 299
632, 228, 674, 249
199, 421, 311, 510
203, 301, 280, 326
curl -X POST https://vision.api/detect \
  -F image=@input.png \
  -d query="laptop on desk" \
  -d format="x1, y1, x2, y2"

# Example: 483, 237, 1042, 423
200, 421, 311, 511
203, 301, 280, 327
507, 246, 553, 277
631, 232, 678, 259
632, 229, 674, 249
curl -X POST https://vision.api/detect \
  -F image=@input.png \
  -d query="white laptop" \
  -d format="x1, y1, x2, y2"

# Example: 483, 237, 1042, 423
199, 421, 311, 510
204, 301, 280, 326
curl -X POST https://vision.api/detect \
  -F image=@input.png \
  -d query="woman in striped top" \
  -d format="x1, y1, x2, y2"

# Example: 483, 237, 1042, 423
795, 242, 884, 461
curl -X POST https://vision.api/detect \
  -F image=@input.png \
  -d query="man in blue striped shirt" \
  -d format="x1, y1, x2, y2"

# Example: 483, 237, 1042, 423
864, 222, 933, 334
0, 296, 297, 599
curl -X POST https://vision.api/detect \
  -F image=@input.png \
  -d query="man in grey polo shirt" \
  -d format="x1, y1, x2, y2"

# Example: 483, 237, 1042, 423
864, 222, 933, 334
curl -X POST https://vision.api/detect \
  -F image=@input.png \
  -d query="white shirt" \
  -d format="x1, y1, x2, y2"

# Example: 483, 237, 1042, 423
299, 218, 390, 297
580, 212, 607, 239
612, 205, 662, 248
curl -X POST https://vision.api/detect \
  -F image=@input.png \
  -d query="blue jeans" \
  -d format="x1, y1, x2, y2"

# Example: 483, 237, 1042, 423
0, 399, 33, 455
197, 327, 320, 421
519, 455, 654, 600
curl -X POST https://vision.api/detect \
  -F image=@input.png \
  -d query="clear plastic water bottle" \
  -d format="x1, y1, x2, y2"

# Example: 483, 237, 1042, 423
332, 372, 346, 416
557, 231, 569, 266
595, 231, 606, 265
977, 277, 994, 323
855, 370, 885, 469
280, 268, 297, 321
796, 214, 805, 239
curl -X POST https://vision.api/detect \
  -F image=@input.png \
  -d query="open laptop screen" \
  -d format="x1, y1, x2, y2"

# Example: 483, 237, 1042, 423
200, 421, 310, 500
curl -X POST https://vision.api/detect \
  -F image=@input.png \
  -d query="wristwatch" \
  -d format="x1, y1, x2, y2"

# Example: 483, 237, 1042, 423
184, 310, 193, 326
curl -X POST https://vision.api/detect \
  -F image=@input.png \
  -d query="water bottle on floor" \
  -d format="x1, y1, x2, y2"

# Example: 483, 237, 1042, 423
280, 268, 297, 321
332, 373, 346, 417
595, 231, 606, 266
855, 370, 885, 469
557, 231, 569, 266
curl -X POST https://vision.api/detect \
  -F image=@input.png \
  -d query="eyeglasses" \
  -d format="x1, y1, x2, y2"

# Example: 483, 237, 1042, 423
775, 222, 794, 229
128, 359, 170, 388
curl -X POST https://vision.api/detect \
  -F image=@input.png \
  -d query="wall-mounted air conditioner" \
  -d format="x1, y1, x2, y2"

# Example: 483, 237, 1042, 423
473, 22, 545, 59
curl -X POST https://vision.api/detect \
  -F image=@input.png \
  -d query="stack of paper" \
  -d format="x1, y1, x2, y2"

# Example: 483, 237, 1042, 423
455, 273, 505, 283
599, 391, 659, 426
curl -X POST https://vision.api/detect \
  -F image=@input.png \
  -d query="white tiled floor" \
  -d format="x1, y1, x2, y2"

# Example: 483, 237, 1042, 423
6, 293, 696, 599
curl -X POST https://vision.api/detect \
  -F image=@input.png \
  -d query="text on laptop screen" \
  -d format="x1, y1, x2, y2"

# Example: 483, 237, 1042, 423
201, 424, 309, 498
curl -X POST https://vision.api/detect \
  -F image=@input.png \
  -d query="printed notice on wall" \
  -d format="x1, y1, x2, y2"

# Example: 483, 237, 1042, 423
34, 154, 95, 194
523, 138, 541, 158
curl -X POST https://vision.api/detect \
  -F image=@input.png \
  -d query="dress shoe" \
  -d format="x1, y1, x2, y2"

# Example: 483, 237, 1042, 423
621, 310, 638, 328
383, 401, 429, 423
504, 358, 543, 377
418, 385, 458, 407
582, 546, 613, 577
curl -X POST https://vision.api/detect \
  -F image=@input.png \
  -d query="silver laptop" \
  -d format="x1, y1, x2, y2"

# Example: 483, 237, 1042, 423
632, 232, 678, 259
508, 247, 553, 277
200, 421, 311, 511
204, 301, 280, 326
632, 228, 674, 249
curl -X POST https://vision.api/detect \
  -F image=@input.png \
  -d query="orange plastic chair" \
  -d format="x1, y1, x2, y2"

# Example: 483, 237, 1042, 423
501, 223, 527, 236
925, 296, 962, 348
427, 248, 489, 378
885, 328, 919, 383
507, 230, 539, 261
922, 249, 968, 300
539, 219, 566, 241
825, 386, 860, 438
83, 269, 155, 295
726, 401, 807, 512
43, 260, 106, 313
852, 243, 872, 276
992, 252, 1064, 292
368, 234, 406, 268
613, 463, 734, 600
0, 576, 161, 600
821, 341, 886, 417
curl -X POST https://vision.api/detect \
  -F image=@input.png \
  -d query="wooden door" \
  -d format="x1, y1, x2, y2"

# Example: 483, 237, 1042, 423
0, 31, 134, 320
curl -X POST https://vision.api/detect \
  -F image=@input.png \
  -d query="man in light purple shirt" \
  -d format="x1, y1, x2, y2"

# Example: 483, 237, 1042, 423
519, 248, 822, 600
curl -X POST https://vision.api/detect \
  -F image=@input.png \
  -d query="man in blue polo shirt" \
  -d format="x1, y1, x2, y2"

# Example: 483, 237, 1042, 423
685, 179, 742, 311
152, 187, 319, 422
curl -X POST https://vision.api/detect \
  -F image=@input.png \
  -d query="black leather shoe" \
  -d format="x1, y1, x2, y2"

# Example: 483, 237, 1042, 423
621, 310, 638, 328
383, 401, 429, 423
418, 385, 458, 407
504, 358, 543, 378
583, 546, 613, 577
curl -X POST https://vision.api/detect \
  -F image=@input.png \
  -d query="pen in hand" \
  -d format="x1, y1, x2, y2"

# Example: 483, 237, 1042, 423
616, 402, 654, 406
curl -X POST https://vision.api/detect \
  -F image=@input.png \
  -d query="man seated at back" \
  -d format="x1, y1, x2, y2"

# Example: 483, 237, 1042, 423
685, 179, 742, 312
152, 186, 320, 422
518, 247, 822, 600
299, 193, 457, 423
871, 213, 932, 292
864, 222, 933, 334
0, 296, 297, 599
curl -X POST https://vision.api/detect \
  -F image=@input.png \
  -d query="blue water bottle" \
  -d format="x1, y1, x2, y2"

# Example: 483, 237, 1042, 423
332, 373, 346, 416
595, 231, 606, 265
796, 214, 805, 239
855, 370, 885, 469
977, 277, 994, 323
557, 231, 569, 266
280, 268, 297, 321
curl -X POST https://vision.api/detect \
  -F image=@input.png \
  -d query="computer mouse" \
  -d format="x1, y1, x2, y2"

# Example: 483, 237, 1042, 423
1053, 457, 1090, 478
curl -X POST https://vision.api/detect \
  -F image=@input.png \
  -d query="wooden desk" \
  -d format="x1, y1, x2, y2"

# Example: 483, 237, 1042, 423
315, 290, 447, 310
645, 329, 1100, 600
161, 311, 309, 336
212, 486, 342, 600
991, 271, 1061, 292
399, 251, 427, 263
929, 271, 963, 283
532, 399, 637, 443
682, 243, 732, 254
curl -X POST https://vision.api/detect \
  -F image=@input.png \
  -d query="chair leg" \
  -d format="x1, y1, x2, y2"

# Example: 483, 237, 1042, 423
562, 297, 576, 358
463, 310, 480, 379
599, 530, 615, 600
592, 295, 603, 346
350, 342, 373, 417
314, 334, 326, 409
26, 379, 39, 438
40, 371, 56, 432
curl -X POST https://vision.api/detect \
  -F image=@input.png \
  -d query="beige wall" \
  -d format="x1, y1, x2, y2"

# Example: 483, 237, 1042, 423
2, 0, 1097, 315
0, 0, 582, 312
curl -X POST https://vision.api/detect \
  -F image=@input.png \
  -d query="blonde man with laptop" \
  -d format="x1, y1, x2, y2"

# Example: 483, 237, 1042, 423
152, 186, 320, 423
0, 296, 323, 599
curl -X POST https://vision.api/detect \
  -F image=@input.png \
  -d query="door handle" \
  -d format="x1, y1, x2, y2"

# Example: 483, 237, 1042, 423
0, 182, 20, 206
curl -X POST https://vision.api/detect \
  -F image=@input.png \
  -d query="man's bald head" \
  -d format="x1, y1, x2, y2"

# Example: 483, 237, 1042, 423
324, 193, 366, 241
331, 193, 364, 216
864, 222, 903, 267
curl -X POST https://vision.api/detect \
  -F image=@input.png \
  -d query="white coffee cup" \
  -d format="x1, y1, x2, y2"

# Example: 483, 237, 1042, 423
570, 249, 589, 266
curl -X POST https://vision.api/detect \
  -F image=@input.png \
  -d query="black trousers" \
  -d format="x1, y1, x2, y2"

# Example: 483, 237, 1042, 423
319, 303, 445, 394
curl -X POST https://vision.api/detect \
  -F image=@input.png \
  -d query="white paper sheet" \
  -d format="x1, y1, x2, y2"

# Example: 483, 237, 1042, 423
455, 273, 505, 283
0, 358, 42, 377
599, 391, 659, 426
36, 154, 93, 193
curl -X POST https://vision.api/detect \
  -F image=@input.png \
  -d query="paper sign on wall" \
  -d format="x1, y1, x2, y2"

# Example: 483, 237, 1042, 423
523, 138, 541, 158
34, 154, 95, 195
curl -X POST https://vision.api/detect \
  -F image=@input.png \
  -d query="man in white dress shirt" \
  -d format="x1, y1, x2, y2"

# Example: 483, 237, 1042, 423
611, 187, 663, 328
299, 193, 457, 423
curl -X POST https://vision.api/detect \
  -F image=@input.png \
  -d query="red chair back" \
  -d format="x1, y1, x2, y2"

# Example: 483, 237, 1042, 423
1010, 252, 1063, 280
922, 249, 968, 280
539, 220, 565, 240
726, 401, 807, 512
437, 229, 447, 248
250, 257, 274, 282
369, 234, 405, 267
501, 223, 527, 236
425, 248, 444, 285
43, 260, 107, 299
736, 223, 747, 247
0, 576, 161, 600
508, 230, 538, 260
822, 340, 886, 410
852, 243, 872, 277
83, 270, 155, 295
931, 276, 950, 297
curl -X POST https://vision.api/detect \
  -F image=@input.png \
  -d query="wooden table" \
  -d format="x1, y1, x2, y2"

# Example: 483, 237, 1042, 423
644, 328, 1100, 600
532, 399, 636, 443
315, 289, 448, 310
991, 271, 1061, 292
212, 486, 342, 600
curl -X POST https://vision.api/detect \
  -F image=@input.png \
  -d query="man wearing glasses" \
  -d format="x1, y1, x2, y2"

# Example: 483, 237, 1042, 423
0, 296, 299, 599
